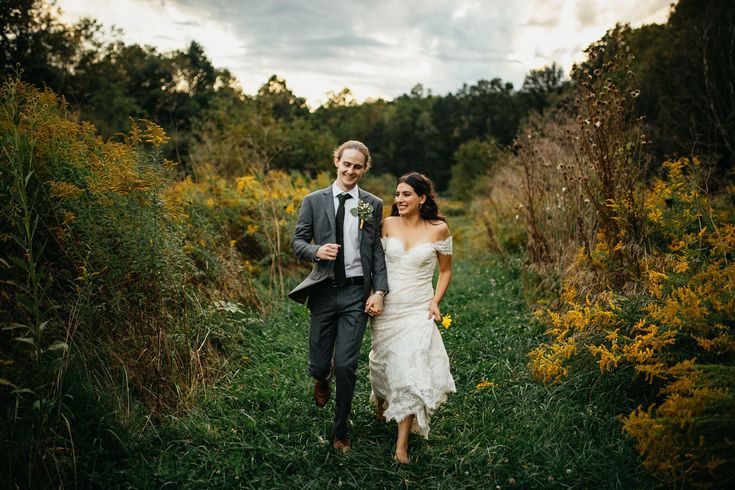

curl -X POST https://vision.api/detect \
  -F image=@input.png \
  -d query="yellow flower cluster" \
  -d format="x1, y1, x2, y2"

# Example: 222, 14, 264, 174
162, 166, 327, 296
48, 181, 84, 200
529, 287, 619, 382
86, 123, 167, 199
529, 157, 735, 484
125, 118, 169, 147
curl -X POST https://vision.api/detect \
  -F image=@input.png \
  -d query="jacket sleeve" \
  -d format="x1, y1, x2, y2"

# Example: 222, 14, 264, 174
292, 194, 320, 261
370, 199, 389, 293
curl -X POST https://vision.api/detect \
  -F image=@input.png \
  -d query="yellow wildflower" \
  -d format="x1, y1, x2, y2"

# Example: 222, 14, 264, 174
236, 175, 257, 193
560, 286, 577, 304
142, 119, 168, 146
441, 313, 452, 329
476, 379, 497, 390
647, 207, 664, 224
674, 259, 689, 273
48, 181, 84, 199
60, 210, 76, 226
588, 343, 621, 372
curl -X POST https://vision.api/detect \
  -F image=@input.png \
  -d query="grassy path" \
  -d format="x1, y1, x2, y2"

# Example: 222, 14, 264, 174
106, 256, 649, 489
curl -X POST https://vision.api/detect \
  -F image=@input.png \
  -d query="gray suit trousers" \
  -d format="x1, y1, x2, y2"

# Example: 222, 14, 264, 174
308, 281, 369, 440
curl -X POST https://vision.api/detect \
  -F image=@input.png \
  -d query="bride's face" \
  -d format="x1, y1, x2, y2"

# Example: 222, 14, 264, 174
394, 183, 425, 217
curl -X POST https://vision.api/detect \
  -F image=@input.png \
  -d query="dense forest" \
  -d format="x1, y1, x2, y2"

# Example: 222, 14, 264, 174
1, 0, 734, 487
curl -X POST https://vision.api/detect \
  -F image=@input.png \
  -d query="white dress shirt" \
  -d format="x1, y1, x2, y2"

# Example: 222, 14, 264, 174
332, 183, 363, 278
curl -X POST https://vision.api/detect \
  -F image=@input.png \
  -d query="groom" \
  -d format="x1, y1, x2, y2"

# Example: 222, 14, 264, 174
289, 140, 388, 452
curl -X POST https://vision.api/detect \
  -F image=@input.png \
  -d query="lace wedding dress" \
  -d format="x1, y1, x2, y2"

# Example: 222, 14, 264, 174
369, 236, 456, 438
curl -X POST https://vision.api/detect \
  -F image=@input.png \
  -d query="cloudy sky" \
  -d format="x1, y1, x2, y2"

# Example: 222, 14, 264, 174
58, 0, 672, 108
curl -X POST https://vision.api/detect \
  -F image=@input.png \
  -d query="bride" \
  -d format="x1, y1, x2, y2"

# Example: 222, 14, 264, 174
366, 172, 456, 464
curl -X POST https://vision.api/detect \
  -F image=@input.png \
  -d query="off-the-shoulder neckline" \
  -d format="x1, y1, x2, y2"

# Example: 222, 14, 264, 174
382, 235, 452, 253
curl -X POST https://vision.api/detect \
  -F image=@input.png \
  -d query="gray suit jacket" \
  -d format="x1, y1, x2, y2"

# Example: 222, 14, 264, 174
288, 186, 389, 304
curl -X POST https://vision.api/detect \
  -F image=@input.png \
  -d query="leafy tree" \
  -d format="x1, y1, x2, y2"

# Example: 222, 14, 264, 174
448, 138, 501, 199
580, 2, 735, 178
519, 63, 568, 114
191, 89, 334, 177
256, 75, 309, 121
634, 0, 735, 175
381, 92, 446, 186
455, 78, 522, 146
0, 0, 95, 89
323, 87, 357, 108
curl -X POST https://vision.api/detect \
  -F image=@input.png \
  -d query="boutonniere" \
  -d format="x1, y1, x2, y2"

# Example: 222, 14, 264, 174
350, 200, 374, 229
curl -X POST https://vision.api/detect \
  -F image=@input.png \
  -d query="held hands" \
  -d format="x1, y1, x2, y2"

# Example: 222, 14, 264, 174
318, 242, 383, 316
315, 243, 340, 260
428, 300, 441, 321
365, 293, 384, 317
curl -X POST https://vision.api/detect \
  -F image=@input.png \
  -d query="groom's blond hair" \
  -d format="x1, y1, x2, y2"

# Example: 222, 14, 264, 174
333, 140, 372, 170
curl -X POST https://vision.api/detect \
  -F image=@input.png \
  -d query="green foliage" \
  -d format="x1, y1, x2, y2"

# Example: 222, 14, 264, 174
480, 18, 735, 489
360, 171, 399, 205
81, 256, 651, 488
0, 78, 257, 487
0, 76, 69, 488
581, 0, 735, 177
519, 63, 568, 114
449, 138, 502, 200
190, 91, 336, 176
0, 0, 99, 90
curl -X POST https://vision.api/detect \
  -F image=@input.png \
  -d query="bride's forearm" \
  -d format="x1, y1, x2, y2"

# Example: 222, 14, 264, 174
432, 270, 452, 305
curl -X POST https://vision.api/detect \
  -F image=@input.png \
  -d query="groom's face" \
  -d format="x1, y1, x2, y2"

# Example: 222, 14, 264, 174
334, 149, 367, 191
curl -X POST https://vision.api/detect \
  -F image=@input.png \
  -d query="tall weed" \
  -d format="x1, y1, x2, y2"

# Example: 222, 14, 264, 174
0, 78, 259, 486
475, 31, 735, 486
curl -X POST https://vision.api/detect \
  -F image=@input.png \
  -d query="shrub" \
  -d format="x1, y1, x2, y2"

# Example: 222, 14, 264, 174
528, 157, 734, 485
0, 78, 258, 486
474, 29, 735, 486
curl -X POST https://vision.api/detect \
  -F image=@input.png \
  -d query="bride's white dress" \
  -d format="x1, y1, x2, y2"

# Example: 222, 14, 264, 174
369, 235, 456, 438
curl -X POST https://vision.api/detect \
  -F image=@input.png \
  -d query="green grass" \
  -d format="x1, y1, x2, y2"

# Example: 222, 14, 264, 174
90, 255, 652, 489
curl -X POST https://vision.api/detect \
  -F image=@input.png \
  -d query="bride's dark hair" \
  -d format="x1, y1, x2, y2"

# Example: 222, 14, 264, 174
390, 172, 446, 222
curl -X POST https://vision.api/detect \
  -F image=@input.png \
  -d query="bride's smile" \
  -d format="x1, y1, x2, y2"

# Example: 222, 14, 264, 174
394, 183, 425, 217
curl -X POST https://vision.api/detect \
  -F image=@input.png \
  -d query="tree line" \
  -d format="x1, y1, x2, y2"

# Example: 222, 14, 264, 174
0, 0, 564, 192
3, 0, 731, 192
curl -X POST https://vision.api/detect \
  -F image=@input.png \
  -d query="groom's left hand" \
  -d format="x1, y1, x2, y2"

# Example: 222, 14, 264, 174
365, 293, 384, 317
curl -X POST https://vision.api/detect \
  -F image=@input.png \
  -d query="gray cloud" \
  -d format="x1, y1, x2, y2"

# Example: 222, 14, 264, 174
576, 1, 598, 28
136, 0, 671, 105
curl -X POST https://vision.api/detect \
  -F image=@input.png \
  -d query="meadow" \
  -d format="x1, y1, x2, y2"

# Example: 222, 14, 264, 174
86, 254, 650, 489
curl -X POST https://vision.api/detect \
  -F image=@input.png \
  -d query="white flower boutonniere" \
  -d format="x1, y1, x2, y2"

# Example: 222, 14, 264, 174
350, 200, 374, 229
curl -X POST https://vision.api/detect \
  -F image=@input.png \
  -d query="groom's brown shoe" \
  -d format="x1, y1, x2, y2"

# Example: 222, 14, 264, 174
314, 379, 330, 407
314, 361, 335, 407
333, 436, 351, 453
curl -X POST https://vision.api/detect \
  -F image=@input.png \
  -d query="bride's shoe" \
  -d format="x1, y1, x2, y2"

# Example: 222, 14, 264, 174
393, 447, 409, 464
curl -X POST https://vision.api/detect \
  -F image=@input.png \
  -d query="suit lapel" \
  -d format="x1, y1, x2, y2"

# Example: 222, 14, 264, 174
322, 187, 336, 231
